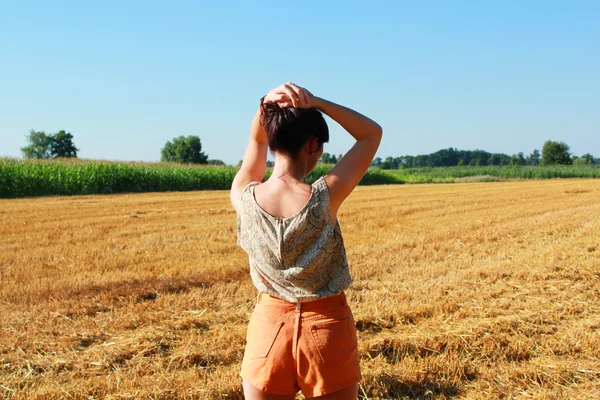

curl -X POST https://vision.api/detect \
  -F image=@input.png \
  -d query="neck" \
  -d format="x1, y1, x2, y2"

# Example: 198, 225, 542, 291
270, 153, 308, 183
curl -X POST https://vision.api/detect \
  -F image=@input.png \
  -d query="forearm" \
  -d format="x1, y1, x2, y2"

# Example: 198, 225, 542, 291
235, 106, 268, 180
250, 107, 268, 144
313, 97, 382, 141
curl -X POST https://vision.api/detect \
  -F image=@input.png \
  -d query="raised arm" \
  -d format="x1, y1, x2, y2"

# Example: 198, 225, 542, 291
230, 107, 268, 213
313, 97, 383, 211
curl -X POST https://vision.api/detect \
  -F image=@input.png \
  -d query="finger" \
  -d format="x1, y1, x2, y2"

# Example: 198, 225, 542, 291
272, 93, 287, 103
299, 89, 309, 106
265, 89, 284, 103
288, 82, 307, 106
282, 83, 300, 107
265, 93, 287, 105
275, 93, 292, 108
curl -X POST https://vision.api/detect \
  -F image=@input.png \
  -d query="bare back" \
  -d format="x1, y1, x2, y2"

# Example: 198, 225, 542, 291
252, 179, 339, 227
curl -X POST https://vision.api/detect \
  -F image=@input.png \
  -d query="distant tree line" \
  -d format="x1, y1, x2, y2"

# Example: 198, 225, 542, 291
19, 132, 595, 169
21, 131, 225, 165
370, 141, 595, 169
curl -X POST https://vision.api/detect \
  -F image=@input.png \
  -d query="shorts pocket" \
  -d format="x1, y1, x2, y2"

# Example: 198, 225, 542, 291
245, 315, 284, 359
309, 309, 359, 367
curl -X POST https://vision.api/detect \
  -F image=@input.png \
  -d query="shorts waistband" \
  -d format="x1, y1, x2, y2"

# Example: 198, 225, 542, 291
257, 291, 348, 312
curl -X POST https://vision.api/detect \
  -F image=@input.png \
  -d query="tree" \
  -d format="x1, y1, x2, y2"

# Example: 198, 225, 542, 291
581, 153, 594, 165
573, 153, 594, 166
50, 130, 78, 158
320, 152, 332, 164
541, 141, 572, 165
471, 149, 490, 166
207, 159, 225, 165
497, 154, 511, 166
393, 157, 402, 169
161, 135, 208, 164
330, 155, 338, 164
379, 156, 401, 169
371, 157, 382, 167
510, 152, 526, 166
414, 155, 427, 167
526, 149, 541, 166
380, 159, 392, 169
21, 130, 52, 159
21, 129, 79, 159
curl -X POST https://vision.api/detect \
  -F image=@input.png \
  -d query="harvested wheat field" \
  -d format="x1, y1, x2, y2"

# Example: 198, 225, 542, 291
1, 179, 599, 399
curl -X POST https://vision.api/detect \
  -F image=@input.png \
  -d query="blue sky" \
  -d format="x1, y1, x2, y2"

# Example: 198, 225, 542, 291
1, 1, 598, 165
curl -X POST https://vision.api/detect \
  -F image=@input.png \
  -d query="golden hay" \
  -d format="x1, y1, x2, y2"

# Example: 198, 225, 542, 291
1, 179, 599, 399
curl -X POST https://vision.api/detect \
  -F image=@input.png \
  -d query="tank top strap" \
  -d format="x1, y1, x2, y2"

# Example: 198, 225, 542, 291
242, 180, 261, 194
238, 180, 261, 211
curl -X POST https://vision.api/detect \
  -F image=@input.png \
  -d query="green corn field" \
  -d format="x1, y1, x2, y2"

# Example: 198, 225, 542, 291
388, 165, 600, 183
0, 158, 402, 198
1, 158, 598, 198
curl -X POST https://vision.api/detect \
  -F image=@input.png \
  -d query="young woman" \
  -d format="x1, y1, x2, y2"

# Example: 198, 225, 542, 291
230, 82, 382, 400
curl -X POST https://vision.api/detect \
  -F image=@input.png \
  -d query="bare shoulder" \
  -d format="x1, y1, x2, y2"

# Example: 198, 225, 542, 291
230, 179, 260, 213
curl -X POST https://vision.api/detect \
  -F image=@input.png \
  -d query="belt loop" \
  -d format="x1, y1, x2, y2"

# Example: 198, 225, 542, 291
257, 292, 262, 305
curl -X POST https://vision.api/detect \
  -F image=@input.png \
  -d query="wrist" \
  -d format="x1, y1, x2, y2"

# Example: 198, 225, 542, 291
312, 96, 328, 111
311, 96, 324, 109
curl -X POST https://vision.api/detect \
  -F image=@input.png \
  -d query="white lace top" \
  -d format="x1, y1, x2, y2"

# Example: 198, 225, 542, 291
236, 176, 352, 302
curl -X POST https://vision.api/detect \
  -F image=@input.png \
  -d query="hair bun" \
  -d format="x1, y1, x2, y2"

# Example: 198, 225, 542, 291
259, 102, 329, 159
260, 101, 284, 132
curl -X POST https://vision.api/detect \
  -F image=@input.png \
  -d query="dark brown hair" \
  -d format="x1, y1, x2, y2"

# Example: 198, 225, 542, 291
260, 101, 329, 159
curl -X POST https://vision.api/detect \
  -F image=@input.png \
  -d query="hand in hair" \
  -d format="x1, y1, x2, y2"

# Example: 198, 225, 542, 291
263, 82, 315, 109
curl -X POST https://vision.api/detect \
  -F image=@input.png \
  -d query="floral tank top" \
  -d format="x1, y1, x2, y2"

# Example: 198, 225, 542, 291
236, 175, 352, 303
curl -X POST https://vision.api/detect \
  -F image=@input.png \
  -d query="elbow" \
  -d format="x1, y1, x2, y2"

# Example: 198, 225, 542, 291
373, 124, 383, 139
371, 120, 383, 137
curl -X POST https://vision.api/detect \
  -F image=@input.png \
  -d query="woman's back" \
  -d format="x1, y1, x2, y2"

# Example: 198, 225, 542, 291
237, 176, 352, 303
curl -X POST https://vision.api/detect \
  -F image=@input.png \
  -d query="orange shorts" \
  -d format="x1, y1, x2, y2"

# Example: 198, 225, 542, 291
240, 291, 361, 397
